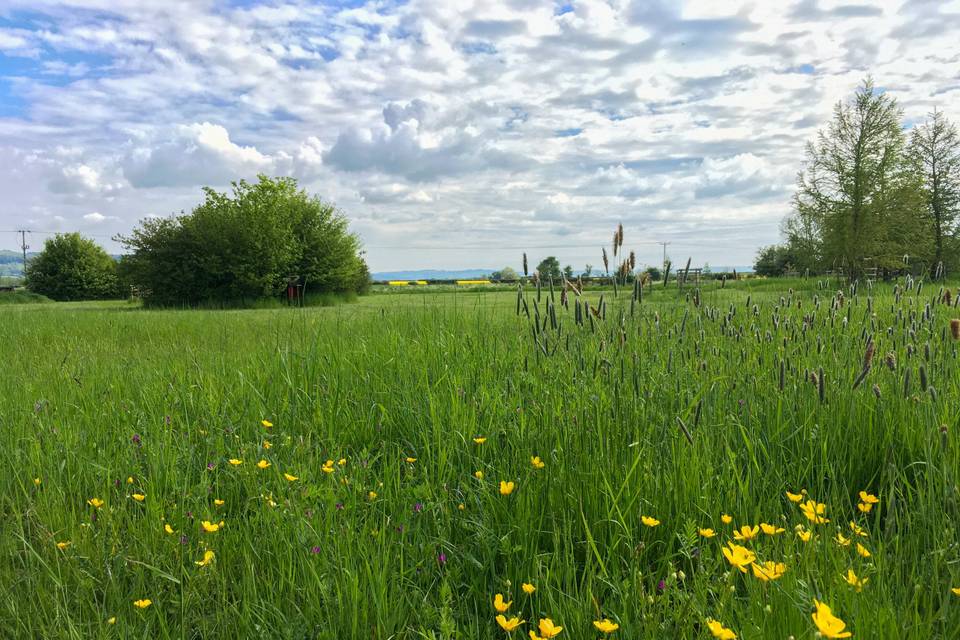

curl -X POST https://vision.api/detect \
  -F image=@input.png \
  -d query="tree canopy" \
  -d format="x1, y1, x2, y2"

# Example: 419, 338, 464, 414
25, 233, 121, 301
535, 256, 562, 281
118, 176, 369, 306
763, 79, 958, 277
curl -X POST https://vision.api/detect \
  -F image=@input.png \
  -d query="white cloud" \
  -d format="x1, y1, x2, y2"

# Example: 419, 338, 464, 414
0, 0, 957, 271
83, 212, 106, 222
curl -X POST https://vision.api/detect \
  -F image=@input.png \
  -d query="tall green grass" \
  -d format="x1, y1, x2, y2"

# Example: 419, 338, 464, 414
0, 280, 957, 638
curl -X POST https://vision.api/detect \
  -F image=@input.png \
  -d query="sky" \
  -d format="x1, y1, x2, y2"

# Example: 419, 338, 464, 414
1, 0, 959, 273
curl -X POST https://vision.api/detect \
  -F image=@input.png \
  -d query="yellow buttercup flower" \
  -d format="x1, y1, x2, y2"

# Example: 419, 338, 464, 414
799, 499, 829, 524
699, 528, 716, 538
843, 569, 867, 592
214, 499, 225, 506
56, 541, 71, 550
733, 525, 759, 541
499, 481, 515, 495
195, 550, 215, 567
405, 457, 417, 463
495, 615, 524, 632
284, 473, 298, 482
811, 599, 852, 638
835, 533, 851, 547
475, 470, 484, 479
257, 459, 271, 469
33, 477, 41, 486
858, 491, 879, 504
522, 583, 536, 594
593, 619, 619, 633
457, 503, 465, 510
751, 561, 787, 581
127, 476, 134, 484
229, 459, 243, 466
952, 587, 960, 596
164, 524, 174, 535
263, 440, 272, 449
785, 490, 804, 503
107, 617, 116, 624
796, 526, 813, 542
261, 420, 273, 428
641, 515, 660, 527
338, 458, 347, 466
493, 593, 512, 612
848, 521, 867, 537
531, 456, 545, 469
132, 494, 145, 502
473, 437, 487, 444
133, 599, 152, 609
760, 523, 785, 535
322, 460, 335, 473
722, 542, 756, 573
88, 497, 104, 509
706, 618, 737, 639
368, 491, 377, 500
721, 514, 733, 524
537, 618, 562, 638
201, 520, 220, 533
856, 543, 870, 558
857, 502, 873, 513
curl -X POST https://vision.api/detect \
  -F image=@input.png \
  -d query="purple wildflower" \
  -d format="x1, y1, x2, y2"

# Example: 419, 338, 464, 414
437, 553, 447, 565
414, 502, 424, 513
131, 433, 142, 446
311, 546, 321, 554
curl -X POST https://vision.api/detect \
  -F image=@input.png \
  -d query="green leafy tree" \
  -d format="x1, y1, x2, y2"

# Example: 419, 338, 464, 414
563, 264, 574, 280
909, 109, 960, 276
535, 256, 562, 281
25, 233, 120, 301
643, 265, 661, 281
118, 175, 368, 306
491, 266, 519, 281
790, 79, 928, 275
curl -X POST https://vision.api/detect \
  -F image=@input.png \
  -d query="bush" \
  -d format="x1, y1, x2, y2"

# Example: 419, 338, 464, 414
119, 175, 370, 306
25, 233, 121, 301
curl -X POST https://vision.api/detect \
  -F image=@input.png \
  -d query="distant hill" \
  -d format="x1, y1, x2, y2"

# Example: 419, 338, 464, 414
372, 269, 498, 281
0, 250, 34, 278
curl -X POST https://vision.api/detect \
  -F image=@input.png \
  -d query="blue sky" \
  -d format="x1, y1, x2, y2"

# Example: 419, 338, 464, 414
1, 0, 959, 271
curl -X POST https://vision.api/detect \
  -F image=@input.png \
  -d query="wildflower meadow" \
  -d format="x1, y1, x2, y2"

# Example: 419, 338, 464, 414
2, 276, 960, 638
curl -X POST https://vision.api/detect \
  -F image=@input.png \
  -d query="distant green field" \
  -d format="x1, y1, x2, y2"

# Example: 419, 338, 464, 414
1, 279, 959, 638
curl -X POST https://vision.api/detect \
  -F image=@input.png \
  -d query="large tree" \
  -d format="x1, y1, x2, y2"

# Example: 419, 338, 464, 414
25, 233, 121, 301
909, 109, 960, 276
118, 175, 369, 306
790, 79, 928, 276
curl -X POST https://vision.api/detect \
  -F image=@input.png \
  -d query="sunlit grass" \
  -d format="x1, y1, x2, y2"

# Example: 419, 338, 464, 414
1, 279, 958, 638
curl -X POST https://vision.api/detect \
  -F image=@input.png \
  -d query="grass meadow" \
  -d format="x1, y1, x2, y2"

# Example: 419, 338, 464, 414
1, 278, 959, 638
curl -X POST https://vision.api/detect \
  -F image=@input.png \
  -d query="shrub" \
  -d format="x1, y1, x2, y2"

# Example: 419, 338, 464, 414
118, 175, 369, 306
25, 233, 120, 301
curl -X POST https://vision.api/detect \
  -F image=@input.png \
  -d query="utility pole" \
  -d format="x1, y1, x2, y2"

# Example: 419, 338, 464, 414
17, 229, 31, 275
657, 241, 671, 269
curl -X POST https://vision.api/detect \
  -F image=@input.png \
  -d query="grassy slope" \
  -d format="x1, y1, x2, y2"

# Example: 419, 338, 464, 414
0, 280, 958, 638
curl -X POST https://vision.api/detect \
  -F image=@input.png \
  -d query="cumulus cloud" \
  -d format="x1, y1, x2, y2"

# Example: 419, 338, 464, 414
121, 123, 274, 188
324, 100, 529, 181
0, 0, 957, 271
